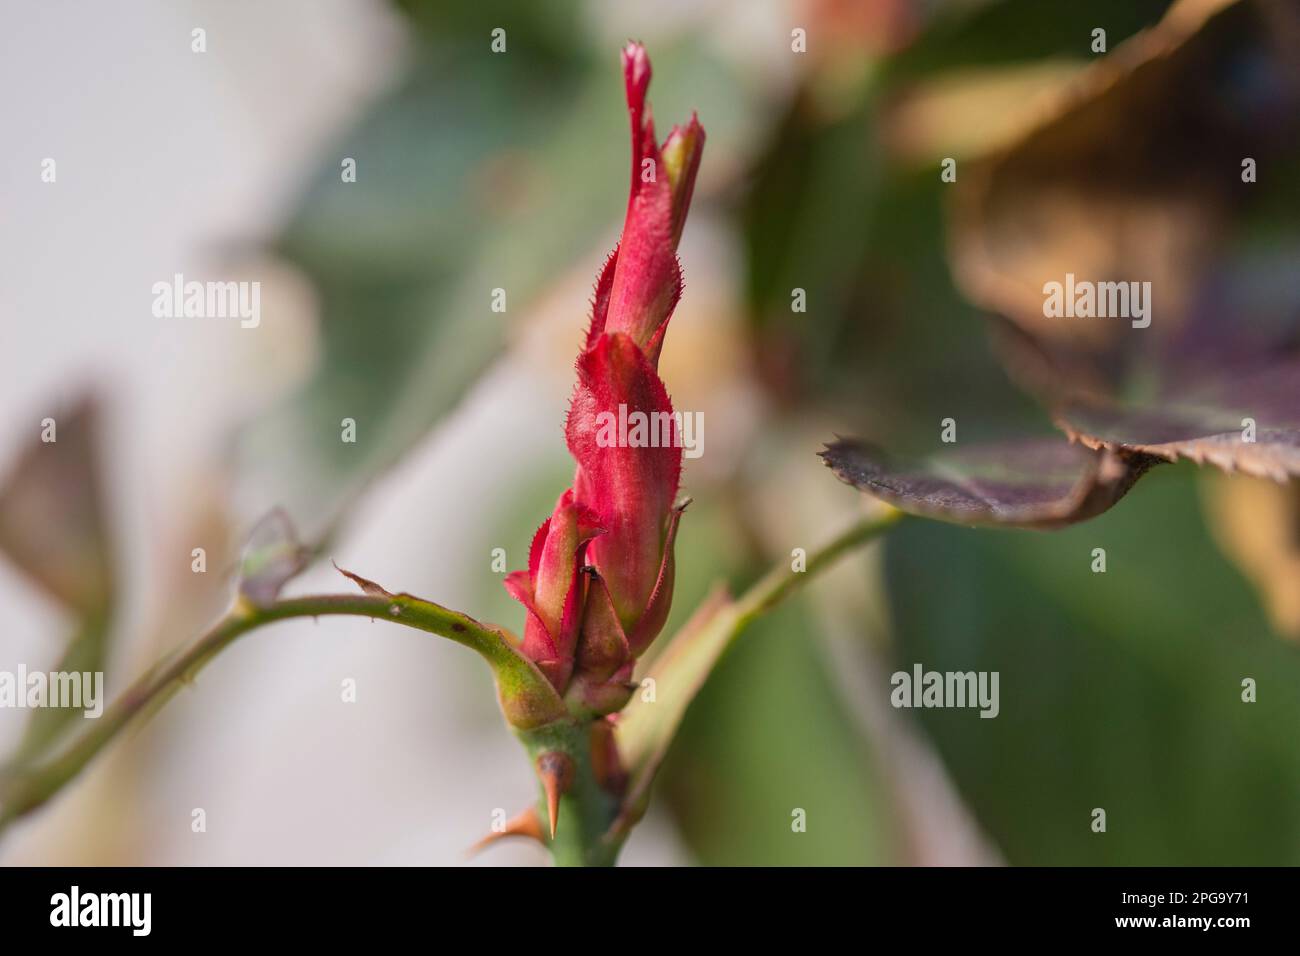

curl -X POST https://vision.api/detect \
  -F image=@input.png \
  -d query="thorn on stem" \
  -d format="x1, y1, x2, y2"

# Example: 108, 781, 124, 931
535, 751, 575, 839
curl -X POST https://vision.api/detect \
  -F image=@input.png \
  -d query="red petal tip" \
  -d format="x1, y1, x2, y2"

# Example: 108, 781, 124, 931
622, 41, 651, 92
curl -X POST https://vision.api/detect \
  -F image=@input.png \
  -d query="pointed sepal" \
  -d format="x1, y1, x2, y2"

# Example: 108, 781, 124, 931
575, 567, 632, 682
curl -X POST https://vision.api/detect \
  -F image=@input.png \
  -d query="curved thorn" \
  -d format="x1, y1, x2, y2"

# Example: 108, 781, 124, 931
466, 807, 545, 857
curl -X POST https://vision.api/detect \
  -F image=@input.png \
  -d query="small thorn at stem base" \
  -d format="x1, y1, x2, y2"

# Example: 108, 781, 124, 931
535, 751, 576, 839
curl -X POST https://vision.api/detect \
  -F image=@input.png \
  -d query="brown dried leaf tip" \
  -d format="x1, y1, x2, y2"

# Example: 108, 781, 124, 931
332, 561, 394, 598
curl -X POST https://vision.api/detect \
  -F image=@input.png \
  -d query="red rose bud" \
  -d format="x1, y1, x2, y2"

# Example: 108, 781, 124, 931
505, 490, 605, 690
587, 42, 705, 367
508, 43, 702, 715
565, 45, 700, 712
562, 332, 686, 713
568, 333, 681, 634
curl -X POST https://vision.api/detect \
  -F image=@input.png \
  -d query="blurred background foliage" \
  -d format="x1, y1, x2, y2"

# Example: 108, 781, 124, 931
342, 0, 1296, 864
7, 0, 1298, 865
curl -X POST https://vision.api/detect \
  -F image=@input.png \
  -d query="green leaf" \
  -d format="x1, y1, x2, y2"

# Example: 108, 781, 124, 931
885, 466, 1300, 863
652, 594, 893, 865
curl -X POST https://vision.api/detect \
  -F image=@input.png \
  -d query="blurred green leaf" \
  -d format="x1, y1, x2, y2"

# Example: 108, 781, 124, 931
655, 594, 891, 865
885, 465, 1300, 864
239, 3, 605, 542
881, 0, 1172, 83
741, 88, 1043, 444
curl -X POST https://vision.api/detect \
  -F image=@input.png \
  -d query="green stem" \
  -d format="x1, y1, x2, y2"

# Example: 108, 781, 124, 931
518, 719, 620, 867
734, 507, 904, 622
0, 508, 906, 861
0, 592, 524, 834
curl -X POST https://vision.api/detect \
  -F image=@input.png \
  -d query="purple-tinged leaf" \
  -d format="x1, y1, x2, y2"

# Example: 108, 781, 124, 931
1053, 357, 1300, 481
950, 0, 1298, 379
822, 437, 1157, 529
945, 0, 1300, 483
